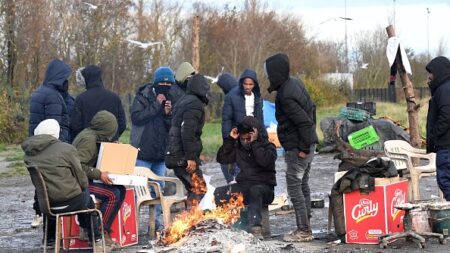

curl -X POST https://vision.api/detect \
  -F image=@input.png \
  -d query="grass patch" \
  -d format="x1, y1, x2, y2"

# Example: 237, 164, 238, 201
201, 120, 223, 156
0, 162, 26, 177
119, 128, 130, 144
0, 143, 6, 152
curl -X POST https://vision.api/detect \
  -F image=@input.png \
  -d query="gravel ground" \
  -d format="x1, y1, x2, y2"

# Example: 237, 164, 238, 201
0, 153, 449, 252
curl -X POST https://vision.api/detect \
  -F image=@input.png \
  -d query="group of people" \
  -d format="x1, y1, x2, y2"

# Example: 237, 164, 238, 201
25, 52, 450, 250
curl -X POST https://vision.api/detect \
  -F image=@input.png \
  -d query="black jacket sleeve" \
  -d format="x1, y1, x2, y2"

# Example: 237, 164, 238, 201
130, 96, 163, 126
115, 99, 126, 139
251, 140, 277, 169
217, 137, 237, 164
70, 99, 83, 142
181, 107, 203, 161
434, 91, 450, 141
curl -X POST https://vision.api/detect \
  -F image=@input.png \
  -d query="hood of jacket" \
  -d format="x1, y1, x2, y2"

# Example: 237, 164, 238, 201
175, 62, 196, 83
217, 73, 238, 94
81, 65, 104, 89
426, 56, 450, 95
265, 53, 290, 93
43, 59, 71, 92
186, 74, 210, 104
90, 110, 118, 141
238, 69, 260, 97
21, 135, 59, 157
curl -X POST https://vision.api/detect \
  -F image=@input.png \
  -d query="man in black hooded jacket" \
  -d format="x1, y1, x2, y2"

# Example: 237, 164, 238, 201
264, 53, 318, 242
71, 65, 126, 141
165, 74, 209, 204
426, 56, 450, 200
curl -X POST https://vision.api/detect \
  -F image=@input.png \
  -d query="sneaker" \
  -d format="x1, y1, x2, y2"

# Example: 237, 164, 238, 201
31, 214, 43, 228
250, 226, 264, 240
283, 229, 314, 242
104, 233, 120, 250
93, 240, 111, 253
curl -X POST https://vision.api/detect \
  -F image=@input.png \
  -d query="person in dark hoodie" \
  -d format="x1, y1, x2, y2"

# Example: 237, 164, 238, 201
71, 65, 126, 141
425, 56, 450, 200
130, 66, 175, 232
217, 73, 240, 183
264, 53, 318, 242
165, 74, 209, 204
72, 110, 125, 249
28, 59, 71, 228
170, 62, 196, 106
22, 119, 105, 252
215, 116, 277, 239
61, 81, 76, 142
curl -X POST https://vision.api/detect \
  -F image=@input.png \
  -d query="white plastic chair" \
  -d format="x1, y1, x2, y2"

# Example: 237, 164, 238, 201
383, 140, 441, 201
133, 167, 187, 237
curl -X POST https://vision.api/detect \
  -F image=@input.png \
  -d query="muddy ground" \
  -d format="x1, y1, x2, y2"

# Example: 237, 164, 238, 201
0, 153, 449, 252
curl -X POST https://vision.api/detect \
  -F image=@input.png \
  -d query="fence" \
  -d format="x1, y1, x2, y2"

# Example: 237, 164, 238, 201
352, 87, 430, 102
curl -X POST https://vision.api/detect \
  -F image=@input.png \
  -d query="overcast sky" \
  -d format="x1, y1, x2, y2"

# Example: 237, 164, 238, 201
191, 0, 450, 56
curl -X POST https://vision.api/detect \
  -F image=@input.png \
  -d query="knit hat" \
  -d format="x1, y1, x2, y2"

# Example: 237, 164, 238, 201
154, 66, 175, 84
175, 62, 196, 83
34, 119, 60, 139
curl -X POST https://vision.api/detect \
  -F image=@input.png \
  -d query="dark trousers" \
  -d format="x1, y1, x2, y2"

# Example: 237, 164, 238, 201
214, 183, 274, 227
34, 191, 40, 215
173, 166, 206, 204
88, 182, 126, 232
46, 189, 101, 242
437, 149, 450, 200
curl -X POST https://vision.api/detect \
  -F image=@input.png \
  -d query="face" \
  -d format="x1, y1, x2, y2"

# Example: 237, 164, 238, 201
243, 78, 255, 95
427, 72, 434, 85
239, 132, 252, 144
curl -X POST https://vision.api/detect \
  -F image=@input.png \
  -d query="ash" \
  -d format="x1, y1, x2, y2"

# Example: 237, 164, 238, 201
151, 219, 295, 253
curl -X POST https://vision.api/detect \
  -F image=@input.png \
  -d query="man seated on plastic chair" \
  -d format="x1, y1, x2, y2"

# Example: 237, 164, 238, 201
22, 119, 104, 250
214, 116, 277, 239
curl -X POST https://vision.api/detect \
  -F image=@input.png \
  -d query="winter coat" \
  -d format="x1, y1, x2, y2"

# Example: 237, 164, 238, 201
72, 111, 118, 180
22, 134, 88, 204
168, 83, 186, 106
62, 92, 75, 142
70, 65, 126, 141
165, 74, 209, 168
222, 69, 266, 139
265, 53, 318, 153
426, 56, 450, 152
28, 59, 71, 143
130, 84, 171, 162
217, 136, 277, 186
217, 73, 238, 94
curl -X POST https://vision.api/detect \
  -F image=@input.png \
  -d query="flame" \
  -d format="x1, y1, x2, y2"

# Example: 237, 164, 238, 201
191, 173, 207, 196
161, 191, 244, 245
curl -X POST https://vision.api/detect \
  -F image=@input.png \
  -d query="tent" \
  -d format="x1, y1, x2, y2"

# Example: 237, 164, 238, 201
263, 100, 277, 128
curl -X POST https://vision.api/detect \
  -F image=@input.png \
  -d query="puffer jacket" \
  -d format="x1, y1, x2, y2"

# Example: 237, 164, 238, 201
22, 134, 88, 204
28, 59, 71, 143
130, 83, 171, 162
70, 65, 126, 141
426, 56, 450, 152
72, 110, 118, 180
265, 53, 318, 153
222, 69, 266, 139
165, 74, 209, 168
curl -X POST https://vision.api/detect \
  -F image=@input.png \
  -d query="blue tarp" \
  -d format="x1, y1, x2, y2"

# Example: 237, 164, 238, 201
263, 100, 277, 128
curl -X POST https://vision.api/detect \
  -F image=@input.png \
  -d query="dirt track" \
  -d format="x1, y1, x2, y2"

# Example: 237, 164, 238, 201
0, 153, 449, 252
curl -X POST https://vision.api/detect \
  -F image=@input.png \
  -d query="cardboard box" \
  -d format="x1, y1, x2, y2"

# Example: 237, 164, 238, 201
94, 174, 147, 186
268, 132, 281, 148
110, 188, 138, 247
62, 189, 138, 250
96, 143, 138, 175
343, 177, 408, 244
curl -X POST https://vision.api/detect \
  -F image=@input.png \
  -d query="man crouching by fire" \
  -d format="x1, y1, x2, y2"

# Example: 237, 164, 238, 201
214, 116, 277, 239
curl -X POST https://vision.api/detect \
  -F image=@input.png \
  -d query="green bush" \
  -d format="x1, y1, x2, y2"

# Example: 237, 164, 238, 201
0, 89, 27, 144
303, 77, 350, 107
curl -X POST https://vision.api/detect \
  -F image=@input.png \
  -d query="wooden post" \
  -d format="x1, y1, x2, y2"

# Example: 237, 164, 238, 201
192, 15, 200, 71
386, 25, 421, 148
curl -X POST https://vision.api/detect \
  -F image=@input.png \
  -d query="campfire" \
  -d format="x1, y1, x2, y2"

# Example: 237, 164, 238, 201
160, 174, 245, 245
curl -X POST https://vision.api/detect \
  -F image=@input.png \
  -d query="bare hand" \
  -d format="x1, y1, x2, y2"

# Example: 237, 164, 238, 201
250, 127, 258, 142
186, 160, 197, 173
298, 151, 307, 159
230, 128, 239, 139
156, 94, 166, 104
100, 171, 113, 185
164, 100, 172, 114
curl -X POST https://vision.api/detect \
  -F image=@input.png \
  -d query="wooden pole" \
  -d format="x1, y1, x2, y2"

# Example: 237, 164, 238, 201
386, 25, 421, 148
192, 15, 200, 71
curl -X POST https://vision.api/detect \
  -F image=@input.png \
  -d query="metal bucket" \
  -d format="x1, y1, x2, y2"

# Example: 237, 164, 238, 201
428, 208, 450, 236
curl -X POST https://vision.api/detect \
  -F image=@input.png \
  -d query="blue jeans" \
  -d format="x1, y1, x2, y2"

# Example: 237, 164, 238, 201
436, 150, 450, 201
136, 159, 166, 230
220, 163, 240, 183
